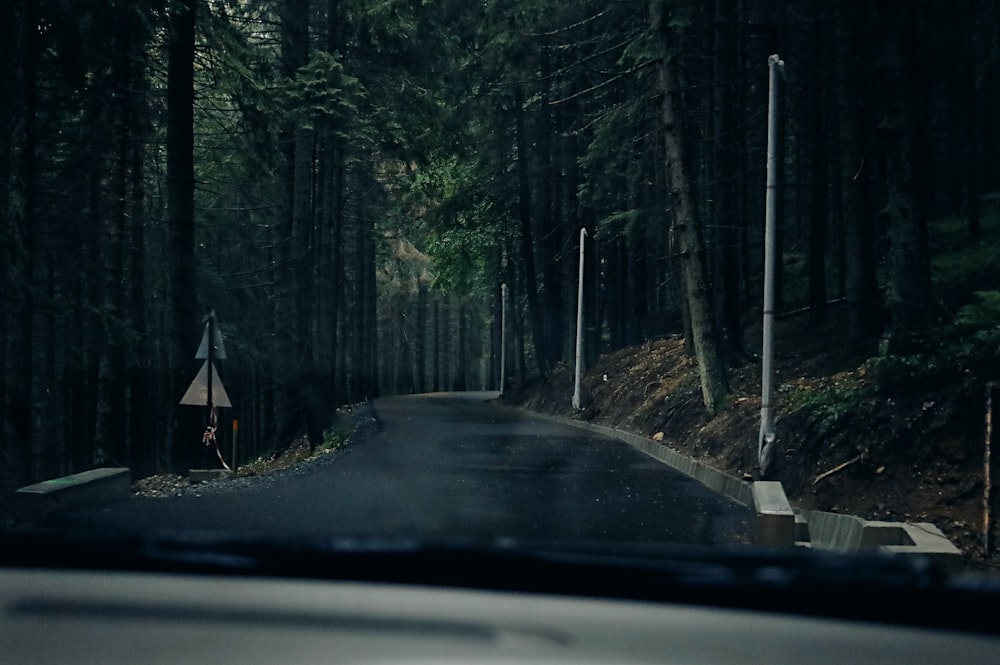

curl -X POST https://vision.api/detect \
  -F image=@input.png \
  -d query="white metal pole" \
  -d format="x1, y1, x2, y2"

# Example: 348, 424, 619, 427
500, 283, 507, 397
759, 54, 783, 476
572, 227, 587, 411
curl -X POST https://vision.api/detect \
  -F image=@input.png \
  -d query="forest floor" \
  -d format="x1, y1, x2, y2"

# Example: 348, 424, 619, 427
504, 311, 994, 566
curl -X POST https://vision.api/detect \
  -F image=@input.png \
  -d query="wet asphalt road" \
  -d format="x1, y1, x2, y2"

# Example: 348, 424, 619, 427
50, 393, 752, 547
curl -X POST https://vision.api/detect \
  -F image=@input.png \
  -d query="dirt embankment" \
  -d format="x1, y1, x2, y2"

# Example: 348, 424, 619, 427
505, 309, 993, 562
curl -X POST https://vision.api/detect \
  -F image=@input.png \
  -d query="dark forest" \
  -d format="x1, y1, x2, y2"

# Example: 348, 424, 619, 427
2, 0, 997, 495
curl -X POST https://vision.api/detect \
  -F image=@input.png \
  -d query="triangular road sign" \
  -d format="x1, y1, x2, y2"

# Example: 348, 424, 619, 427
195, 321, 227, 359
179, 360, 232, 407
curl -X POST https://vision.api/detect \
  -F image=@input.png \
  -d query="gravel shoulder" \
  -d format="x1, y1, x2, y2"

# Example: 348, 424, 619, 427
132, 403, 377, 499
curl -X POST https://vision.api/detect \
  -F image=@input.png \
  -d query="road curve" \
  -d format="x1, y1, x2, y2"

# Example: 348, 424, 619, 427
48, 393, 752, 547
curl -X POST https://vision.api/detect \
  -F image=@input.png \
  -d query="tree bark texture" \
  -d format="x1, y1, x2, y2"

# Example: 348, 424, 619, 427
656, 51, 728, 416
166, 0, 199, 470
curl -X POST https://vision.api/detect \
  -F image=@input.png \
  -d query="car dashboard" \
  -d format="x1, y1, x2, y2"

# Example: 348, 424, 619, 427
3, 531, 1000, 665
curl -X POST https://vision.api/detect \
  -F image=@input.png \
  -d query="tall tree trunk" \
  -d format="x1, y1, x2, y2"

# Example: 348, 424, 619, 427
433, 298, 441, 391
538, 73, 564, 369
514, 86, 550, 378
625, 181, 643, 345
0, 0, 13, 494
606, 236, 626, 349
274, 0, 310, 446
712, 0, 745, 362
332, 163, 347, 403
503, 248, 527, 385
416, 282, 428, 393
128, 127, 149, 475
4, 0, 39, 488
454, 301, 468, 391
166, 0, 199, 471
295, 124, 317, 442
837, 5, 880, 339
808, 8, 828, 324
655, 25, 728, 416
965, 13, 981, 239
363, 204, 379, 399
96, 16, 139, 467
878, 8, 936, 339
440, 300, 451, 392
490, 280, 501, 390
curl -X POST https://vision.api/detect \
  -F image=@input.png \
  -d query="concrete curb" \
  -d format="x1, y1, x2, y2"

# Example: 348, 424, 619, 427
13, 467, 131, 525
799, 508, 961, 564
752, 481, 796, 547
504, 403, 961, 562
518, 411, 754, 507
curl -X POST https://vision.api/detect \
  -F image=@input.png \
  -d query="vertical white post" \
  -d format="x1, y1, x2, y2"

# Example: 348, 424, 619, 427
572, 227, 587, 411
759, 54, 783, 476
499, 283, 507, 397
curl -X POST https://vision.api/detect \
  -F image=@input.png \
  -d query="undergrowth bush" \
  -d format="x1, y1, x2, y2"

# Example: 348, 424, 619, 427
870, 291, 1000, 396
783, 375, 870, 440
321, 418, 352, 452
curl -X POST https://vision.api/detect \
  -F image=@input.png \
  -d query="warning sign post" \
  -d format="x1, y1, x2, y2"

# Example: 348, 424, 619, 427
180, 311, 233, 472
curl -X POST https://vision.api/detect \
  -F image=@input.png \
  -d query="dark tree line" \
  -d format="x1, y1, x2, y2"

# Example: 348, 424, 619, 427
2, 0, 405, 498
2, 0, 999, 500
433, 0, 998, 400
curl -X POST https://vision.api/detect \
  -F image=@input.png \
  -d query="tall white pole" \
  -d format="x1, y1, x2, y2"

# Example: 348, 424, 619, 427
499, 283, 507, 397
572, 227, 587, 411
759, 54, 783, 476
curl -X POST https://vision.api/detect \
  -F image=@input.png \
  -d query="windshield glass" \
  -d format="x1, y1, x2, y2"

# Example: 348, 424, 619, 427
1, 0, 997, 576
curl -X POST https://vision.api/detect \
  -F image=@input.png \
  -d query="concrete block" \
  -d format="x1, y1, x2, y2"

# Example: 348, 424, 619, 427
14, 467, 131, 524
752, 481, 795, 547
794, 510, 810, 544
800, 513, 960, 567
801, 509, 865, 552
877, 521, 962, 569
860, 522, 915, 547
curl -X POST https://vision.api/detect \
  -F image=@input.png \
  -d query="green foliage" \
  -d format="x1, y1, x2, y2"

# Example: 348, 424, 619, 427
618, 20, 657, 68
391, 148, 503, 295
869, 297, 1000, 396
868, 352, 939, 395
955, 291, 1000, 329
278, 51, 367, 134
236, 417, 352, 478
594, 209, 644, 240
783, 375, 870, 438
424, 220, 498, 293
320, 417, 353, 452
578, 93, 656, 211
348, 0, 419, 51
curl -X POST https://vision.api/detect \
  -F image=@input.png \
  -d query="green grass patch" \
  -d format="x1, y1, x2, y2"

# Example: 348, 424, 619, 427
235, 413, 355, 477
319, 415, 353, 452
781, 372, 871, 439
